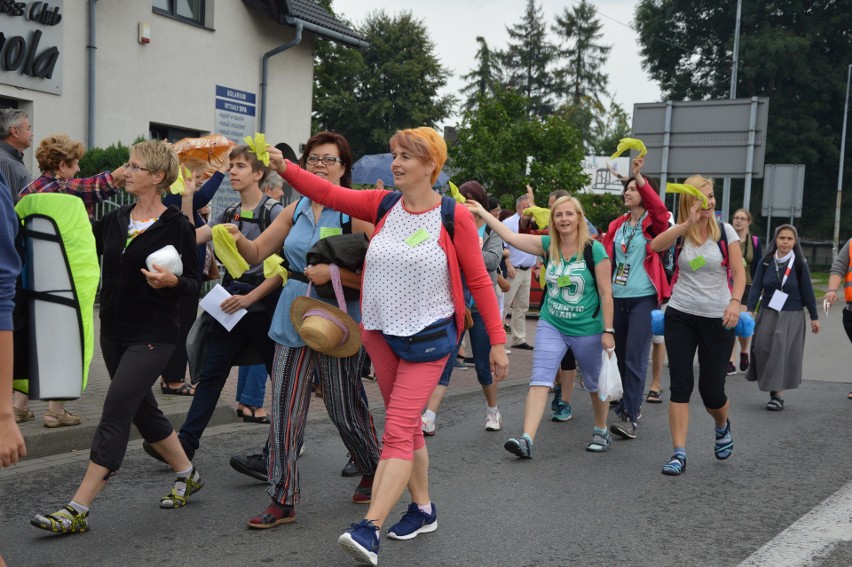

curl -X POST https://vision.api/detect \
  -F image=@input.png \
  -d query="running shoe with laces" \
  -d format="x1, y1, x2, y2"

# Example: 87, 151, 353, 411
338, 519, 380, 566
610, 420, 638, 439
229, 453, 267, 481
387, 502, 438, 540
160, 467, 204, 508
550, 385, 562, 411
31, 505, 89, 535
504, 435, 533, 458
485, 408, 502, 431
726, 361, 737, 375
551, 401, 572, 422
421, 413, 436, 436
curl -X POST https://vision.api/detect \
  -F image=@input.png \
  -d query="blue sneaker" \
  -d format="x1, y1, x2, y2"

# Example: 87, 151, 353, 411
338, 519, 379, 566
387, 502, 437, 541
551, 401, 572, 422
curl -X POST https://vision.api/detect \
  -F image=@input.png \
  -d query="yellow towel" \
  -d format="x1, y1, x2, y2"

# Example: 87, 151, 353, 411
212, 225, 249, 278
610, 138, 648, 160
666, 183, 710, 210
263, 254, 288, 285
448, 181, 466, 203
523, 206, 551, 229
169, 165, 192, 195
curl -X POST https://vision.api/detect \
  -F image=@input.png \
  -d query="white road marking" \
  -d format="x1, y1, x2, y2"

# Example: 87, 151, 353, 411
739, 479, 852, 566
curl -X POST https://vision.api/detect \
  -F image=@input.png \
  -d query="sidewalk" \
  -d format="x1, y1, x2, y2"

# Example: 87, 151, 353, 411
17, 308, 536, 460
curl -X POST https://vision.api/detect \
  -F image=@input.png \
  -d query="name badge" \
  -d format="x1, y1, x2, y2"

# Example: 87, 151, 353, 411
688, 255, 707, 271
767, 290, 789, 311
320, 227, 342, 239
405, 228, 430, 247
614, 263, 630, 286
557, 275, 572, 288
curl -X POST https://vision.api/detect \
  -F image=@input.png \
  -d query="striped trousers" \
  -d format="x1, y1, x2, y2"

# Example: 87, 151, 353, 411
267, 343, 380, 506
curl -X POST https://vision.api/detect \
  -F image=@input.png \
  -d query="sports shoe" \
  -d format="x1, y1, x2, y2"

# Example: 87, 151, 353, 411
551, 401, 573, 422
463, 357, 476, 367
43, 409, 80, 428
160, 467, 204, 508
504, 435, 533, 458
726, 361, 737, 375
452, 358, 467, 371
342, 455, 359, 477
661, 454, 687, 476
31, 505, 89, 535
550, 385, 562, 411
512, 342, 534, 350
610, 420, 637, 439
485, 408, 502, 431
739, 352, 749, 372
247, 502, 296, 529
229, 453, 267, 481
586, 428, 612, 452
421, 413, 436, 436
338, 519, 380, 566
352, 475, 373, 504
387, 502, 438, 540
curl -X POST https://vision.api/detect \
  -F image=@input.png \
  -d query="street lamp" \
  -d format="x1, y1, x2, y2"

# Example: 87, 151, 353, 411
833, 64, 851, 257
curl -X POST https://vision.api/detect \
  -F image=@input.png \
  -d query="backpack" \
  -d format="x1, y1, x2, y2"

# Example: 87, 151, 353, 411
375, 192, 455, 239
292, 196, 352, 234
222, 195, 281, 232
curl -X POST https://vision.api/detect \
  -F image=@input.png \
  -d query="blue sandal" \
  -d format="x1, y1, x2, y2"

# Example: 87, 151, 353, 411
661, 454, 686, 476
714, 419, 733, 460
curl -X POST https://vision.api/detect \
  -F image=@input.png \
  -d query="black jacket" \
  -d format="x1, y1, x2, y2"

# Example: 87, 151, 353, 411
94, 204, 199, 344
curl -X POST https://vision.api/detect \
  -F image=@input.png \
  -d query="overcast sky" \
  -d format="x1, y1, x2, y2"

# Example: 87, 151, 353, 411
331, 0, 664, 129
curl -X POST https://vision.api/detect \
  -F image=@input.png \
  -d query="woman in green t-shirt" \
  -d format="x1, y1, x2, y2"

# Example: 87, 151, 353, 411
465, 196, 615, 455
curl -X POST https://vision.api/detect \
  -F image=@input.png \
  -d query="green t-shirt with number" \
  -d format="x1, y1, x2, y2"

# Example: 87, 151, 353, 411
539, 236, 608, 336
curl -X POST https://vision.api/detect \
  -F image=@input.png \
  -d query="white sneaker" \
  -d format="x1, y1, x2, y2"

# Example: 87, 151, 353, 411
485, 408, 502, 431
505, 348, 512, 355
421, 413, 436, 436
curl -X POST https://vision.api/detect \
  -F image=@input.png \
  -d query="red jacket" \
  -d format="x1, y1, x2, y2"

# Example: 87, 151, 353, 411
602, 178, 671, 304
282, 163, 506, 345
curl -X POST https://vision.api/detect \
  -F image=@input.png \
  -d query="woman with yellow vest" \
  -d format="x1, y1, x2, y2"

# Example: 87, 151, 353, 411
825, 237, 852, 400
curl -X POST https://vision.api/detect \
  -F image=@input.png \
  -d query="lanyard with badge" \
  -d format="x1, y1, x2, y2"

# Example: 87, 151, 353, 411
767, 253, 794, 311
614, 218, 641, 286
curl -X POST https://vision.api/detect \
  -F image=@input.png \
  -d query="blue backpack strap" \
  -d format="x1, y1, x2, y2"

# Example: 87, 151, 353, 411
375, 192, 403, 225
439, 195, 455, 241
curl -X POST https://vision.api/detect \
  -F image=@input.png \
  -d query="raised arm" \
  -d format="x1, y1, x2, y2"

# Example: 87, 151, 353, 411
651, 200, 701, 252
464, 200, 545, 257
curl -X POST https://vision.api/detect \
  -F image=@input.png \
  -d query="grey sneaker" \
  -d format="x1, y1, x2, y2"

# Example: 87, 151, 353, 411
586, 429, 612, 452
504, 436, 533, 459
610, 420, 638, 440
551, 401, 573, 422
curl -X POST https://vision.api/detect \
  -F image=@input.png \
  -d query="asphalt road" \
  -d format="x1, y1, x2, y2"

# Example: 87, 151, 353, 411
1, 373, 851, 567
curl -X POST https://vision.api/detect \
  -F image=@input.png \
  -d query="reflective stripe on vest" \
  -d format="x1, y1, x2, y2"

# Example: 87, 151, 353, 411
845, 244, 852, 302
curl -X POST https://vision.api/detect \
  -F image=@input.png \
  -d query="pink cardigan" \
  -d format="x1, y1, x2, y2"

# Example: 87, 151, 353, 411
282, 162, 507, 346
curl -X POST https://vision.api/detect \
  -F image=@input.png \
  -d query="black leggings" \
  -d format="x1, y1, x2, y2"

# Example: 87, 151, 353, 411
844, 309, 852, 344
90, 336, 176, 472
663, 307, 735, 409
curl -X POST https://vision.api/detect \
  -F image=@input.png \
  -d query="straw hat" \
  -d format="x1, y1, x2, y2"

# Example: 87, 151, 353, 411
290, 296, 361, 357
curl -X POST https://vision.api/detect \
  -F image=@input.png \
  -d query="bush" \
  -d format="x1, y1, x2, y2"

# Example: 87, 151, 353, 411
577, 193, 624, 233
78, 136, 146, 178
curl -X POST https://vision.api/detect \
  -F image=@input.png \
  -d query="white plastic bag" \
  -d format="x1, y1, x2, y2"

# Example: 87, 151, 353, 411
145, 245, 183, 276
597, 349, 623, 403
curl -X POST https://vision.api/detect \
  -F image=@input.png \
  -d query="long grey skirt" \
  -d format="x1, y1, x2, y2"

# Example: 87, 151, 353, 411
746, 308, 807, 392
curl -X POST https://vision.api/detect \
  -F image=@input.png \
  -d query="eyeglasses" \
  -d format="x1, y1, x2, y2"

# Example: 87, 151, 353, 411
306, 155, 343, 166
124, 162, 150, 173
733, 216, 749, 221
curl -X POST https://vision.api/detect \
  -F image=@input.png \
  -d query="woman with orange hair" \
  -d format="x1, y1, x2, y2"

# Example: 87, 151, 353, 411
257, 127, 508, 566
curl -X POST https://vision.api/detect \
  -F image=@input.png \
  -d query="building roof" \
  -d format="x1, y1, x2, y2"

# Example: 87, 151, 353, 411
243, 0, 367, 48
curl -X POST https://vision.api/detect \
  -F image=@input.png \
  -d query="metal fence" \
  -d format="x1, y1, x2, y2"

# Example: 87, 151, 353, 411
91, 190, 134, 221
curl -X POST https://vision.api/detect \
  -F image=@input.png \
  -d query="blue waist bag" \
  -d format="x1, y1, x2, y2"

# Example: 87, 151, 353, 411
383, 317, 457, 363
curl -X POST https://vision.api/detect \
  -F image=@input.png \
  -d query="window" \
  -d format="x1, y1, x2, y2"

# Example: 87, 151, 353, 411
149, 123, 202, 142
153, 0, 207, 27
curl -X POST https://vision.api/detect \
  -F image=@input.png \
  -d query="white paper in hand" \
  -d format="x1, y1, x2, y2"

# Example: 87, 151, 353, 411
199, 284, 247, 331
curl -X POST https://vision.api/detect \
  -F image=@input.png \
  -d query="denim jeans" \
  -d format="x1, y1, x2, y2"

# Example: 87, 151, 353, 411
237, 364, 268, 408
612, 295, 657, 422
438, 311, 493, 387
179, 310, 275, 454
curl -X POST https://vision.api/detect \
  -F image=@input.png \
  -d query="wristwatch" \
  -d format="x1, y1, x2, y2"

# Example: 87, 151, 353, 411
603, 328, 615, 334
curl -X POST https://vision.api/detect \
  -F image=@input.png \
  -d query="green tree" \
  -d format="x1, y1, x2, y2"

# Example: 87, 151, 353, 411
552, 0, 612, 108
313, 10, 455, 158
501, 0, 556, 117
449, 87, 587, 202
634, 0, 852, 238
78, 140, 134, 178
460, 36, 504, 113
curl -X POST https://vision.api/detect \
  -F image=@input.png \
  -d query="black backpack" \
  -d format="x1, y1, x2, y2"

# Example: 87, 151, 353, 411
222, 195, 281, 231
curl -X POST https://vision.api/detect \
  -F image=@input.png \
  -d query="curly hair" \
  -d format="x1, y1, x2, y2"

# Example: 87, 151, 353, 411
35, 134, 85, 173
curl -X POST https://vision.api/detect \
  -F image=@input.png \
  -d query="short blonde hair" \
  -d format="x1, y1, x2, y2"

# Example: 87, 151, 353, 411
548, 196, 590, 262
677, 175, 720, 245
35, 134, 85, 173
389, 127, 447, 185
131, 140, 179, 194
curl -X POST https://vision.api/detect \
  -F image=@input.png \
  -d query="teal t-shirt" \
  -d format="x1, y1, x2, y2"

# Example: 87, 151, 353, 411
540, 236, 608, 336
612, 214, 656, 298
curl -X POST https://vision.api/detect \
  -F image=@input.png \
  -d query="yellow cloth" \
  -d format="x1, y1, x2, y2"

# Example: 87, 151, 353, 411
211, 225, 249, 278
523, 206, 551, 229
610, 137, 648, 160
448, 181, 466, 203
169, 165, 191, 195
666, 183, 710, 209
263, 254, 288, 285
244, 133, 270, 167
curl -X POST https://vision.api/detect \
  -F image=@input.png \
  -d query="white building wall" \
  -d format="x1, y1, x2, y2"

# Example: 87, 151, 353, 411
0, 1, 317, 175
